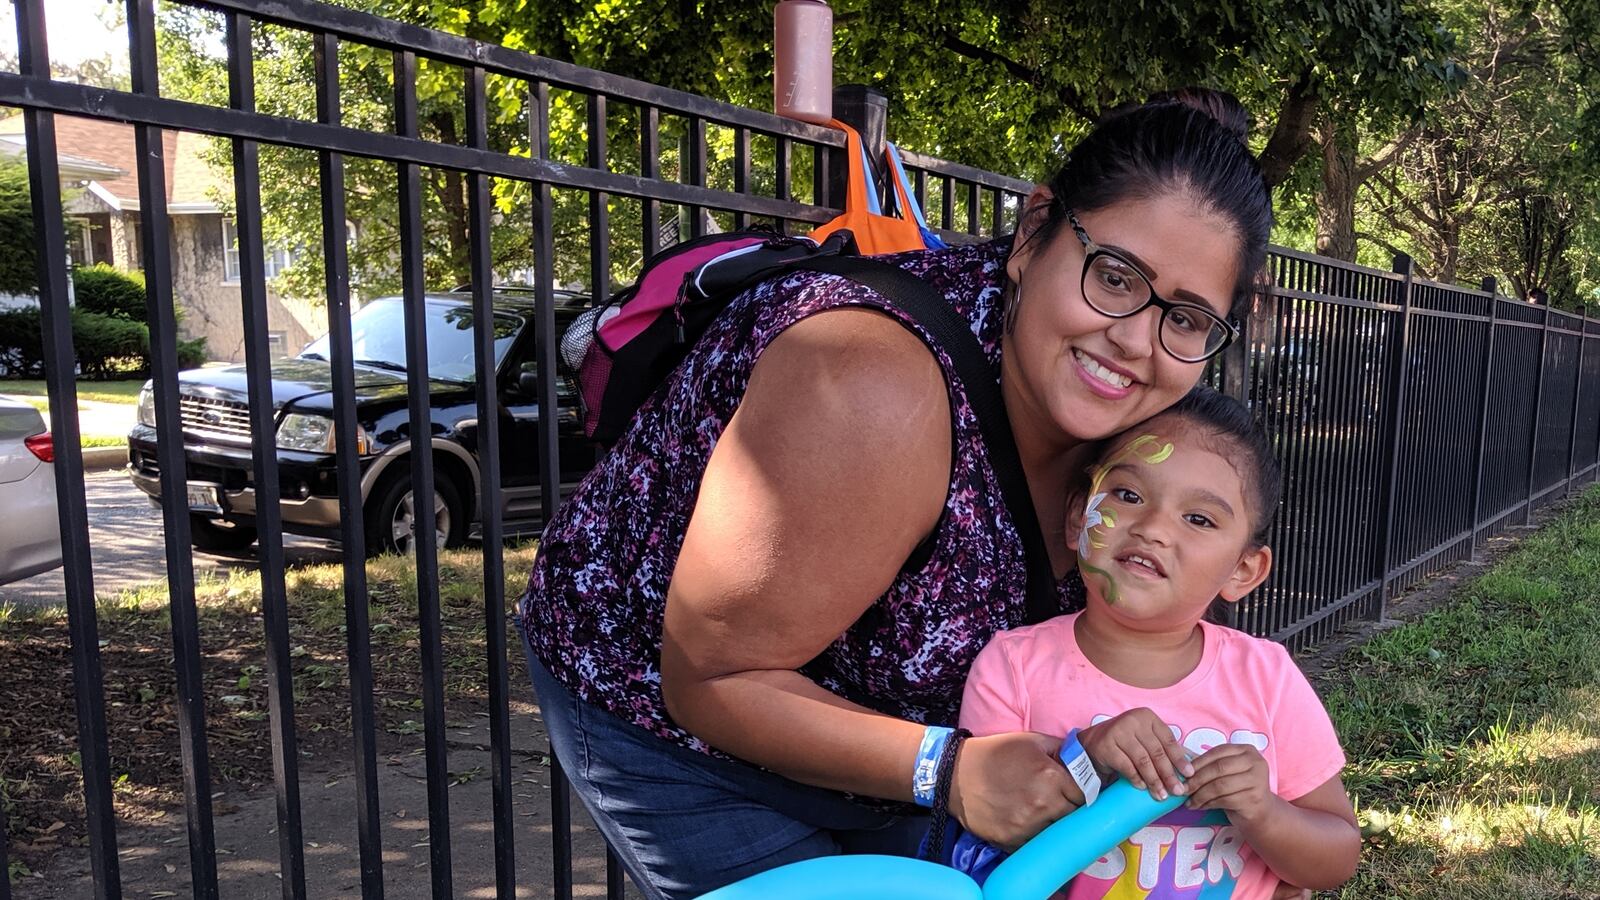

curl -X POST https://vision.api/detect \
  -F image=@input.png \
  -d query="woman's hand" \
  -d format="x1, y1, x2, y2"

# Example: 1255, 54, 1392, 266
1077, 708, 1193, 801
947, 732, 1082, 850
1183, 743, 1275, 825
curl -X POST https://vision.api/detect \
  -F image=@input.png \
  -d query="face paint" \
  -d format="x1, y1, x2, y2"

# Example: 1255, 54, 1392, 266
1076, 433, 1175, 603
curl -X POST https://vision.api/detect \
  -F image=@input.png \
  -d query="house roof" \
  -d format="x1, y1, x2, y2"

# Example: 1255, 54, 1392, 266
0, 113, 227, 212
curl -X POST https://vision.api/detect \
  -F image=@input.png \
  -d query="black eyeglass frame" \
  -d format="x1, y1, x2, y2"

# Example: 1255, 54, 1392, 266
1066, 209, 1240, 364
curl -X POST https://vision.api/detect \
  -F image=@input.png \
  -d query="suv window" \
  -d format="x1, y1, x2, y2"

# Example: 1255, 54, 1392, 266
300, 297, 523, 384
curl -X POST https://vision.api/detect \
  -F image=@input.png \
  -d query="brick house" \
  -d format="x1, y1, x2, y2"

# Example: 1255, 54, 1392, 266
0, 114, 327, 362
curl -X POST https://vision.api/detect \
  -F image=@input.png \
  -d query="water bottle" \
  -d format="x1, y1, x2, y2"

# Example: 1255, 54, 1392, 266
774, 0, 832, 124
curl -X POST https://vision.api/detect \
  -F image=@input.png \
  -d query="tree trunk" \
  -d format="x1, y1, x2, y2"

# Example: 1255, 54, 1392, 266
1437, 221, 1460, 284
1314, 120, 1357, 262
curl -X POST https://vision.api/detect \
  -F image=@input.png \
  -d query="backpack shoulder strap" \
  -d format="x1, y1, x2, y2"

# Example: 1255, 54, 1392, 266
795, 255, 1059, 626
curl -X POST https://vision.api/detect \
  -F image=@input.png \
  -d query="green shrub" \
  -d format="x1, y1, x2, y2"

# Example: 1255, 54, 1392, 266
0, 308, 43, 377
73, 263, 147, 322
0, 307, 209, 380
72, 308, 148, 380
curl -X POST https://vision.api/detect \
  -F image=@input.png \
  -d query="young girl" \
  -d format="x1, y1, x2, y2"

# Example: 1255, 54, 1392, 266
951, 386, 1360, 897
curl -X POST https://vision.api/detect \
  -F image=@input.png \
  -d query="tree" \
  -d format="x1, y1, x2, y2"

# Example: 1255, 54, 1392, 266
149, 0, 1465, 301
1355, 0, 1597, 295
0, 153, 35, 296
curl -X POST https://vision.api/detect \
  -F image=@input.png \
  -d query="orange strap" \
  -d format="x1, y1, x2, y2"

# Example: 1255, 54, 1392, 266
808, 120, 928, 255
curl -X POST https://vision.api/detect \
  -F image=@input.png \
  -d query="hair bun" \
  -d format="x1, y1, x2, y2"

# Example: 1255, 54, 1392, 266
1143, 87, 1251, 144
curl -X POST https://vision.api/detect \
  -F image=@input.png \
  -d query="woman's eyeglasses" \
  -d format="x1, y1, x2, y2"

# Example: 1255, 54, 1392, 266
1067, 209, 1239, 363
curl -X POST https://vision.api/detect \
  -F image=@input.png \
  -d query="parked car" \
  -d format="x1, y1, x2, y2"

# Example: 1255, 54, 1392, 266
126, 290, 600, 557
0, 395, 63, 584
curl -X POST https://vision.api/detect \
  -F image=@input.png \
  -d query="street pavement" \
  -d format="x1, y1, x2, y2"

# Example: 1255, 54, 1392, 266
0, 465, 344, 607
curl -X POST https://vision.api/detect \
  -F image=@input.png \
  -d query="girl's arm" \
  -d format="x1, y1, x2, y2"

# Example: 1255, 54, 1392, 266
660, 308, 1078, 846
1235, 777, 1360, 889
1183, 745, 1359, 890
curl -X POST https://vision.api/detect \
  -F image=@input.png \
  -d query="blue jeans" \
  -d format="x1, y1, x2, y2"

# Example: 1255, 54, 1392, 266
519, 628, 928, 900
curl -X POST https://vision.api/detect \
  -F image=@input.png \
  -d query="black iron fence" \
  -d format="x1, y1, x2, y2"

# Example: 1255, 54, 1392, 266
1, 0, 1597, 898
1225, 250, 1600, 647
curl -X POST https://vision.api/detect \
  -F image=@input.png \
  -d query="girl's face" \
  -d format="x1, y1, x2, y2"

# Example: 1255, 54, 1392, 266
1004, 191, 1241, 444
1069, 417, 1271, 633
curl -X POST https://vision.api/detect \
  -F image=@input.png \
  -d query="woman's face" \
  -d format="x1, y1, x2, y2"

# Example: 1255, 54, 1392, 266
1004, 190, 1241, 444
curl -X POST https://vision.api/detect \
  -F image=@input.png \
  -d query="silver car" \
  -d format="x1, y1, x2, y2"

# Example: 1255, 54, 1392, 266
0, 395, 62, 585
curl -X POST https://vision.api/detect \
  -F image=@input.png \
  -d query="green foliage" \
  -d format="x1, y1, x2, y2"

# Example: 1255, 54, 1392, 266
72, 263, 147, 322
0, 307, 208, 380
148, 0, 1463, 302
0, 153, 35, 297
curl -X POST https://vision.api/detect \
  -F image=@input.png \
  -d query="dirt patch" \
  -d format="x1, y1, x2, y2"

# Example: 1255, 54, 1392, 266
1, 549, 537, 879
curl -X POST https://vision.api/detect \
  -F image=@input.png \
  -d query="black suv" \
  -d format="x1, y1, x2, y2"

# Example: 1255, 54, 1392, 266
127, 290, 599, 557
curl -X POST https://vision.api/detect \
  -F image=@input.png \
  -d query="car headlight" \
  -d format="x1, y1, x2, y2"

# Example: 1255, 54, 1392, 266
136, 383, 156, 427
276, 413, 368, 454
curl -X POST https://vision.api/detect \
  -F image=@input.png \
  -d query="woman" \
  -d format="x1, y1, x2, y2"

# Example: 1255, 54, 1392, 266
518, 88, 1274, 900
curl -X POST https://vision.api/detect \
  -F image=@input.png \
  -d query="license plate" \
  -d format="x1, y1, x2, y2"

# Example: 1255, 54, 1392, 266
187, 483, 223, 515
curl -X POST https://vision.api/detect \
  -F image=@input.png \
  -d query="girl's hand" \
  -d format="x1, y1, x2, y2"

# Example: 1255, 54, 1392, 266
1077, 708, 1193, 801
948, 732, 1081, 850
1183, 743, 1275, 824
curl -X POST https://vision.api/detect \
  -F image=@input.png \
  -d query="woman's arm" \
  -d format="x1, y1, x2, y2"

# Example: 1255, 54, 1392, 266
661, 307, 1078, 842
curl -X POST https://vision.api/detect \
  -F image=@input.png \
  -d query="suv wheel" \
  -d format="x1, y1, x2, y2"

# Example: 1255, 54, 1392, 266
189, 514, 259, 554
366, 469, 465, 557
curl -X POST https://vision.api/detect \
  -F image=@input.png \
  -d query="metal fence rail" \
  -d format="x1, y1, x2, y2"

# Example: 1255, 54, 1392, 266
3, 0, 1600, 898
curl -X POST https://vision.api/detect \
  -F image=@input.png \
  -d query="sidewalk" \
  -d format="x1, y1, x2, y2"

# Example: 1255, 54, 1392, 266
13, 696, 631, 899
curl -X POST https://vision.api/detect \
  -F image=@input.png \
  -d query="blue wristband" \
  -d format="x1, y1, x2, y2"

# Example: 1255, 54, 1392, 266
1059, 728, 1102, 806
913, 725, 955, 808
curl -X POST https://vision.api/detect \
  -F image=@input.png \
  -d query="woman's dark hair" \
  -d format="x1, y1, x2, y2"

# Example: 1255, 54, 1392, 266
1160, 384, 1282, 547
1025, 87, 1272, 319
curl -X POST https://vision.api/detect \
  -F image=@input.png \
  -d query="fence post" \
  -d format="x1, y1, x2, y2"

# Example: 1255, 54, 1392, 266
1375, 254, 1414, 620
1569, 313, 1586, 497
829, 84, 887, 209
1523, 302, 1553, 524
1468, 277, 1499, 560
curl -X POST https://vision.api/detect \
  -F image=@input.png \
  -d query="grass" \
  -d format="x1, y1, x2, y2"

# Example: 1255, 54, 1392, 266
1324, 484, 1600, 898
1, 378, 144, 406
3, 377, 140, 446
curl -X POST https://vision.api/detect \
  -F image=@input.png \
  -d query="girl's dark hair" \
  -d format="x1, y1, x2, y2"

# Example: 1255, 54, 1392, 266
1026, 87, 1272, 319
1162, 384, 1282, 547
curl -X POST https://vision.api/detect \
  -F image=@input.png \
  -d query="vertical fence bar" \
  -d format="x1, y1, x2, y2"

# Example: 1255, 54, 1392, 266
314, 31, 386, 899
126, 3, 222, 895
1524, 303, 1552, 523
1468, 279, 1498, 558
813, 141, 829, 212
464, 64, 518, 900
588, 93, 612, 299
1375, 255, 1415, 619
966, 181, 979, 235
642, 105, 660, 256
733, 126, 750, 229
990, 188, 1004, 237
775, 135, 791, 233
941, 175, 954, 231
392, 48, 455, 900
224, 14, 307, 899
530, 78, 575, 900
687, 116, 707, 237
1567, 319, 1585, 495
15, 1, 122, 895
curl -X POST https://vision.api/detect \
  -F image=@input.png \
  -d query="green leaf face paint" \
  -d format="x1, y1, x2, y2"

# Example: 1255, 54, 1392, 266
1076, 434, 1175, 604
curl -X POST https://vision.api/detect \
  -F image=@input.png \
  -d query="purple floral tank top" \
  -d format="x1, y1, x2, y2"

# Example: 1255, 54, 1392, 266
518, 238, 1084, 756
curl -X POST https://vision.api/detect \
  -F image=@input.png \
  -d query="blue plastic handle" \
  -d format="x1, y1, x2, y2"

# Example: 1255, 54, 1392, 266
980, 778, 1186, 900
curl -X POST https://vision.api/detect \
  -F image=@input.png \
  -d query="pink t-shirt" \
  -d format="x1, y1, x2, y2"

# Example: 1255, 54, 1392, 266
960, 612, 1347, 900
